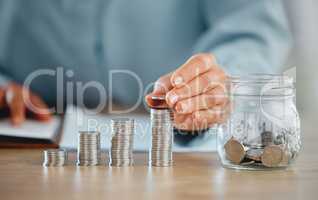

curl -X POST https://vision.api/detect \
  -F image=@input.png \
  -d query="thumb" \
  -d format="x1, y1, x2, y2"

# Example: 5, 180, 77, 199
152, 72, 173, 94
145, 72, 173, 107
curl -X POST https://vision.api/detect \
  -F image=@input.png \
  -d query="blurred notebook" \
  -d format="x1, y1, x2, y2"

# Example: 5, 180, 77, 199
0, 116, 62, 148
0, 104, 217, 151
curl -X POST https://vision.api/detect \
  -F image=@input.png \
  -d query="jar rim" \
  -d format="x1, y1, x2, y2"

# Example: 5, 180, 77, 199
228, 74, 295, 97
229, 73, 294, 84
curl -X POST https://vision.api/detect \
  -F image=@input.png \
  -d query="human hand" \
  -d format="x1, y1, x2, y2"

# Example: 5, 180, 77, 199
146, 53, 229, 131
0, 82, 52, 126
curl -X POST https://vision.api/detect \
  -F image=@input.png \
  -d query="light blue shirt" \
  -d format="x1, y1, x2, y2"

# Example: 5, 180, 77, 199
0, 0, 291, 106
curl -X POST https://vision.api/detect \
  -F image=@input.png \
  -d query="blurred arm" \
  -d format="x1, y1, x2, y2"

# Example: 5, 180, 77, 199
193, 0, 292, 75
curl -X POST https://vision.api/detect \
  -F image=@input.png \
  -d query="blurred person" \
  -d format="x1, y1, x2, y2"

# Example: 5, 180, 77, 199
0, 0, 291, 132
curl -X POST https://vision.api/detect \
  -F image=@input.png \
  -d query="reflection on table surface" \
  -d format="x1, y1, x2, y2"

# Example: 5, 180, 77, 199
0, 145, 317, 200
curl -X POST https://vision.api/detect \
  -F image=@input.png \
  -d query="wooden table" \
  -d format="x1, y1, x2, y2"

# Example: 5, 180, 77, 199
0, 120, 317, 200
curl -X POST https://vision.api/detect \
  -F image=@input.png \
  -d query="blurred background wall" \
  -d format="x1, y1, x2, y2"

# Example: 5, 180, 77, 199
284, 0, 317, 123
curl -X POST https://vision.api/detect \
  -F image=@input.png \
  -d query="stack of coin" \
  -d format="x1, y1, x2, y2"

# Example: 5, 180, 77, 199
110, 118, 135, 166
150, 108, 174, 167
43, 149, 67, 167
77, 131, 101, 166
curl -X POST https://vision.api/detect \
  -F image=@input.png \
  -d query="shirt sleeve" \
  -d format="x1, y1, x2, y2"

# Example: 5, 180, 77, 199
0, 72, 10, 86
193, 0, 292, 75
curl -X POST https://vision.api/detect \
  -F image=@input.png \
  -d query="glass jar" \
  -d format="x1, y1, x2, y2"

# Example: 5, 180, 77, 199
217, 74, 301, 170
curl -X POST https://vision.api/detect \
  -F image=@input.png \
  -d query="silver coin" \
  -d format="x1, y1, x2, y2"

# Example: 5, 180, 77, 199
77, 131, 101, 166
149, 108, 174, 167
109, 118, 135, 166
43, 149, 67, 167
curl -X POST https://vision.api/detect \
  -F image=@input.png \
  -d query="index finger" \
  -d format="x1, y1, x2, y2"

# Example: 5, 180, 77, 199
145, 72, 173, 108
6, 86, 26, 126
170, 53, 217, 88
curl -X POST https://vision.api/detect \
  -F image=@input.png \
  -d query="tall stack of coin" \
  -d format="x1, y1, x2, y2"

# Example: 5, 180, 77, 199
77, 131, 101, 166
110, 118, 135, 166
43, 149, 67, 167
150, 108, 174, 167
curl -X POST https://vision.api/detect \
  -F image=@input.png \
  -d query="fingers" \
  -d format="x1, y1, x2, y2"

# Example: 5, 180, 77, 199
166, 68, 226, 107
174, 115, 195, 131
28, 94, 52, 122
6, 85, 26, 126
153, 72, 173, 94
170, 53, 217, 88
4, 83, 52, 125
173, 104, 230, 131
145, 72, 173, 108
192, 107, 228, 125
174, 86, 227, 114
174, 113, 215, 131
149, 53, 229, 131
173, 112, 188, 124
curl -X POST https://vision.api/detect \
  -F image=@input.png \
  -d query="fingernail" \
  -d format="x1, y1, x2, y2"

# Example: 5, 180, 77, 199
173, 76, 183, 86
175, 103, 184, 113
167, 91, 179, 105
193, 112, 202, 122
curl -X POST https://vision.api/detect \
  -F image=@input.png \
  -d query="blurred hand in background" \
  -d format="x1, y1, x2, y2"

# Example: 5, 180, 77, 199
0, 83, 52, 126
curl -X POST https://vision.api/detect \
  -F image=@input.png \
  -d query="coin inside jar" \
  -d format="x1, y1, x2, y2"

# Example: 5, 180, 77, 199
280, 150, 290, 166
246, 148, 263, 161
261, 131, 273, 146
224, 137, 246, 164
261, 145, 283, 167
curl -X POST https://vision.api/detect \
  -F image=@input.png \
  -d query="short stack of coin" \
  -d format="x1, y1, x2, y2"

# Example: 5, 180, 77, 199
150, 108, 174, 167
43, 149, 67, 167
77, 131, 101, 166
110, 118, 135, 166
